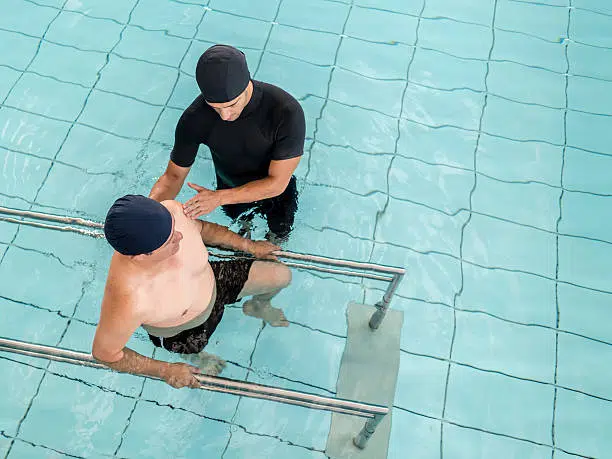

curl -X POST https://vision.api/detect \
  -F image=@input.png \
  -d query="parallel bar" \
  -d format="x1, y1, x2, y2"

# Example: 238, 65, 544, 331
0, 343, 374, 418
0, 217, 104, 239
275, 261, 393, 282
0, 337, 388, 420
275, 250, 405, 276
209, 253, 393, 282
0, 206, 404, 281
0, 346, 106, 369
0, 206, 102, 228
0, 206, 405, 329
0, 344, 365, 416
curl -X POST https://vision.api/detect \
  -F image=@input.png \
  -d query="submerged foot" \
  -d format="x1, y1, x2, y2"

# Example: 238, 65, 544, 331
242, 300, 289, 327
183, 351, 227, 376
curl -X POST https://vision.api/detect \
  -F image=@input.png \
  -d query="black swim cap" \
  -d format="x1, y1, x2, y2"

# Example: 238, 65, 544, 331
196, 44, 250, 103
104, 195, 172, 256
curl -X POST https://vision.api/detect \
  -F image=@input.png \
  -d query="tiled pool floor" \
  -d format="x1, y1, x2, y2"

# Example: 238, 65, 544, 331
1, 0, 612, 458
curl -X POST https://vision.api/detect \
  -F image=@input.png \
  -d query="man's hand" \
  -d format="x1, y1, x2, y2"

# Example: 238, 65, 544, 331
162, 362, 202, 389
247, 240, 280, 260
184, 183, 222, 218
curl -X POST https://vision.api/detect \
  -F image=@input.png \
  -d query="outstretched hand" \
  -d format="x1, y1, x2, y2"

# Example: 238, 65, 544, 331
163, 362, 201, 389
183, 182, 222, 219
248, 240, 280, 260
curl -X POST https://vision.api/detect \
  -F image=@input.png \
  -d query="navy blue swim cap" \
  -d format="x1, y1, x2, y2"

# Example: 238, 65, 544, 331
196, 44, 250, 103
104, 195, 172, 256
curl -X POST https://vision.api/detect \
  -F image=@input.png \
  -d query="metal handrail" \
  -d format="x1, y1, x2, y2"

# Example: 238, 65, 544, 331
0, 337, 387, 448
0, 206, 103, 228
274, 250, 405, 275
0, 206, 405, 329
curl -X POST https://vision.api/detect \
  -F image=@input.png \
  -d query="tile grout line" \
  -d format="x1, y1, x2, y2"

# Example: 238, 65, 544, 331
400, 347, 612, 405
508, 0, 611, 18
394, 405, 592, 459
112, 4, 214, 455
7, 72, 612, 147
551, 2, 572, 457
0, 3, 606, 458
5, 121, 612, 206
5, 223, 612, 357
217, 0, 279, 444
5, 11, 612, 85
4, 82, 612, 160
23, 0, 142, 226
0, 349, 592, 459
298, 0, 353, 196
6, 92, 612, 166
439, 0, 498, 457
0, 354, 324, 456
0, 0, 72, 269
3, 261, 95, 457
135, 0, 213, 188
5, 282, 612, 408
9, 123, 612, 252
112, 351, 153, 456
362, 236, 612, 297
19, 0, 612, 55
1, 3, 76, 457
0, 430, 89, 459
9, 225, 612, 365
363, 0, 424, 293
218, 3, 308, 455
220, 324, 265, 458
3, 2, 144, 457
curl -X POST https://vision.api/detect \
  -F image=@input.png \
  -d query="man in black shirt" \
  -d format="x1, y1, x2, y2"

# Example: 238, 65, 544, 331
149, 44, 305, 241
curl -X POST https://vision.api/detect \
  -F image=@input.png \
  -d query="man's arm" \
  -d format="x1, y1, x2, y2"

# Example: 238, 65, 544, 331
149, 160, 191, 202
217, 156, 300, 205
92, 285, 200, 388
197, 219, 279, 258
183, 157, 300, 218
150, 110, 201, 202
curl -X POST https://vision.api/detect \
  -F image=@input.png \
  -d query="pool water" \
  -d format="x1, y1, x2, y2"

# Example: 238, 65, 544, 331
1, 0, 612, 457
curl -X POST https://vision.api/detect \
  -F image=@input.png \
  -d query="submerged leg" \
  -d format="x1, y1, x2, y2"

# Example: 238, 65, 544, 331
238, 261, 292, 327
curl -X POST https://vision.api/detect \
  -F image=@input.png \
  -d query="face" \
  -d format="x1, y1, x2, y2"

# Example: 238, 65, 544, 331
206, 82, 252, 122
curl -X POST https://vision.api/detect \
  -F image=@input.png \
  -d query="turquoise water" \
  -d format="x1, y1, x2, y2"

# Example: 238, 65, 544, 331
1, 0, 611, 457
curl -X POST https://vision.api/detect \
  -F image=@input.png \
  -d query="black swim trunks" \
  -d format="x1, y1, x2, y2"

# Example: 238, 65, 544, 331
148, 258, 254, 354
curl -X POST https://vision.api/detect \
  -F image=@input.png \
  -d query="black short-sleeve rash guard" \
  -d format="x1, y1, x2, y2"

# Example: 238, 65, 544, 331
170, 80, 305, 187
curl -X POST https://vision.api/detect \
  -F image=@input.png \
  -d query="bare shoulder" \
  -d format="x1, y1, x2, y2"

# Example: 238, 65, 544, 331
161, 200, 190, 225
160, 199, 182, 212
162, 199, 203, 233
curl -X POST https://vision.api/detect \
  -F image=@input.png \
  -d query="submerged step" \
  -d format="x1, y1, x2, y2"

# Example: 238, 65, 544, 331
326, 302, 403, 459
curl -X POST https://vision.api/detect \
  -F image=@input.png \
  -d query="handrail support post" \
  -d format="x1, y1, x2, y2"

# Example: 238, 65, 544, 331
368, 273, 403, 330
353, 413, 385, 449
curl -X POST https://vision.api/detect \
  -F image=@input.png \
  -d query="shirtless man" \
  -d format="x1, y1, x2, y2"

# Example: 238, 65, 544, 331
92, 194, 292, 389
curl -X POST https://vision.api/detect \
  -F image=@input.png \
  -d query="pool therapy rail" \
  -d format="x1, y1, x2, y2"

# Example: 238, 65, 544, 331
0, 337, 387, 449
0, 206, 405, 329
0, 205, 404, 448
